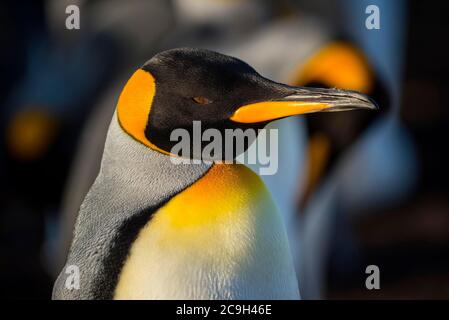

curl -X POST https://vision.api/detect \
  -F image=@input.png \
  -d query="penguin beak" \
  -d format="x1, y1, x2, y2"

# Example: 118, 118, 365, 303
230, 87, 378, 124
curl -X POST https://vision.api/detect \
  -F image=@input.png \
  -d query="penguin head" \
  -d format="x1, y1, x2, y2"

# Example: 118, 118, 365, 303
117, 48, 377, 160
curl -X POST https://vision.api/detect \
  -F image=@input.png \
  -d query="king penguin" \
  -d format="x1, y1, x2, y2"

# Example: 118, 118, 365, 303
53, 48, 376, 300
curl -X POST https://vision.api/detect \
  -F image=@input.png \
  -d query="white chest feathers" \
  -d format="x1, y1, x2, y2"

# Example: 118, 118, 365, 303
114, 164, 300, 299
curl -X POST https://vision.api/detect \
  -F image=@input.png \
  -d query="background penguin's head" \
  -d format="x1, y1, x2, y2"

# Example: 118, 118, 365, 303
117, 48, 377, 160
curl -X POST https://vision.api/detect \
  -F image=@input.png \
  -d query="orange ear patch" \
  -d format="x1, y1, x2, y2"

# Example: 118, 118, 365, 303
290, 42, 373, 94
117, 69, 155, 147
117, 69, 169, 154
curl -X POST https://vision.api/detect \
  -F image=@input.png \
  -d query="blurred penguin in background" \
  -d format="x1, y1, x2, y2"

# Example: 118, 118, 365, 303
297, 0, 418, 299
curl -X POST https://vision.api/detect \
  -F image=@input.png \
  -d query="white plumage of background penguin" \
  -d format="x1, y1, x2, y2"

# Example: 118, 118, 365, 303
53, 48, 376, 300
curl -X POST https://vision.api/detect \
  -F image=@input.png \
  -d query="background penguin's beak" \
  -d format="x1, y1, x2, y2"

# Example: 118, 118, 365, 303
230, 87, 378, 124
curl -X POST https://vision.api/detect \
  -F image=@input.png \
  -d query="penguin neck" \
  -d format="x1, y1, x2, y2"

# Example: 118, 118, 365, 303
100, 112, 213, 194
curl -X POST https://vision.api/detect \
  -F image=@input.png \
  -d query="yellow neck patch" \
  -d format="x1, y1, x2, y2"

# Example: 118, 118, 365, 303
160, 164, 266, 228
117, 69, 169, 155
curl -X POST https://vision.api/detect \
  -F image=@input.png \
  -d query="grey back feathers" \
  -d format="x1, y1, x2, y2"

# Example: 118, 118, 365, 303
53, 113, 212, 299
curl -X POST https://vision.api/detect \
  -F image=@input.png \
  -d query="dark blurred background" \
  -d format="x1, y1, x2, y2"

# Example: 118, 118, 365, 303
0, 0, 447, 299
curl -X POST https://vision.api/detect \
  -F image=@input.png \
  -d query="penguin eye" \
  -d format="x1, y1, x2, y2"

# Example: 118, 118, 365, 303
192, 96, 213, 105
